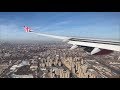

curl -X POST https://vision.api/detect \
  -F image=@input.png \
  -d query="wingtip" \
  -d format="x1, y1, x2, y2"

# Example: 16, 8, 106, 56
23, 26, 32, 32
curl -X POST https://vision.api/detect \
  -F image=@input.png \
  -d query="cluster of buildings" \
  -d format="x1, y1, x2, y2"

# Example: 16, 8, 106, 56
0, 42, 120, 78
62, 57, 97, 78
47, 67, 70, 78
38, 56, 71, 78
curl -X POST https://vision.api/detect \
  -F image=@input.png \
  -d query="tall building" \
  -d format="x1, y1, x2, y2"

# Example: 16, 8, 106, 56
81, 59, 84, 65
87, 69, 97, 78
40, 63, 45, 68
118, 56, 120, 60
81, 64, 88, 73
48, 72, 54, 78
41, 59, 44, 63
48, 62, 52, 67
74, 57, 80, 62
47, 56, 50, 61
58, 61, 61, 66
53, 61, 57, 66
49, 59, 52, 63
55, 69, 60, 75
59, 69, 64, 78
75, 61, 81, 71
71, 67, 76, 74
47, 59, 49, 63
76, 66, 81, 77
65, 70, 70, 78
30, 65, 38, 71
45, 62, 49, 67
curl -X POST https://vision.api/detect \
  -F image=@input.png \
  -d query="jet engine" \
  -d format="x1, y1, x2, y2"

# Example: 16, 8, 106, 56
83, 47, 113, 55
70, 45, 78, 50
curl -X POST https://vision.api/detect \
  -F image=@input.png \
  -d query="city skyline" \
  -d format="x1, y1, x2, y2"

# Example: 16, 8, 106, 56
0, 12, 120, 41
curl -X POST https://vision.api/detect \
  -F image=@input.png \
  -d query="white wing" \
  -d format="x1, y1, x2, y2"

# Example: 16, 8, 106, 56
67, 38, 120, 52
24, 26, 120, 55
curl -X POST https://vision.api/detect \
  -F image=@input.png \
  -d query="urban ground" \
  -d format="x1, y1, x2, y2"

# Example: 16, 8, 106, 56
0, 41, 120, 78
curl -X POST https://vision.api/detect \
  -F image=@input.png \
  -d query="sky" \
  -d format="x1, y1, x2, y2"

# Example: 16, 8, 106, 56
0, 12, 120, 41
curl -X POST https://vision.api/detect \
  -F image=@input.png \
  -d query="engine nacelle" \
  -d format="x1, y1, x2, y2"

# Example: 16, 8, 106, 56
63, 38, 70, 42
63, 40, 69, 42
70, 45, 78, 50
91, 48, 101, 55
83, 47, 113, 55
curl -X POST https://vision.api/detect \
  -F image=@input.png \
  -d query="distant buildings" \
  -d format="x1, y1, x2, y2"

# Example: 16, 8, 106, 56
0, 42, 120, 78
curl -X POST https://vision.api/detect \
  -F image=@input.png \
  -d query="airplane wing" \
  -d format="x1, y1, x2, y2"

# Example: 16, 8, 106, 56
23, 26, 120, 55
67, 38, 120, 55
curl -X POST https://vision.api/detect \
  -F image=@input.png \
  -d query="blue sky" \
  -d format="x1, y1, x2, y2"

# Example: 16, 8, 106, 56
0, 12, 120, 41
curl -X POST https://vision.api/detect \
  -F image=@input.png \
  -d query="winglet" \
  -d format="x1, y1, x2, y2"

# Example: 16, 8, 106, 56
24, 26, 33, 32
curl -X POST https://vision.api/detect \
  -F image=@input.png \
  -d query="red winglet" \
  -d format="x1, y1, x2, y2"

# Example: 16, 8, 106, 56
24, 26, 32, 32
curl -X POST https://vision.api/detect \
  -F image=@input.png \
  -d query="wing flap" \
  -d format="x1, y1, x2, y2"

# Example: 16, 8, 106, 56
68, 41, 120, 51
